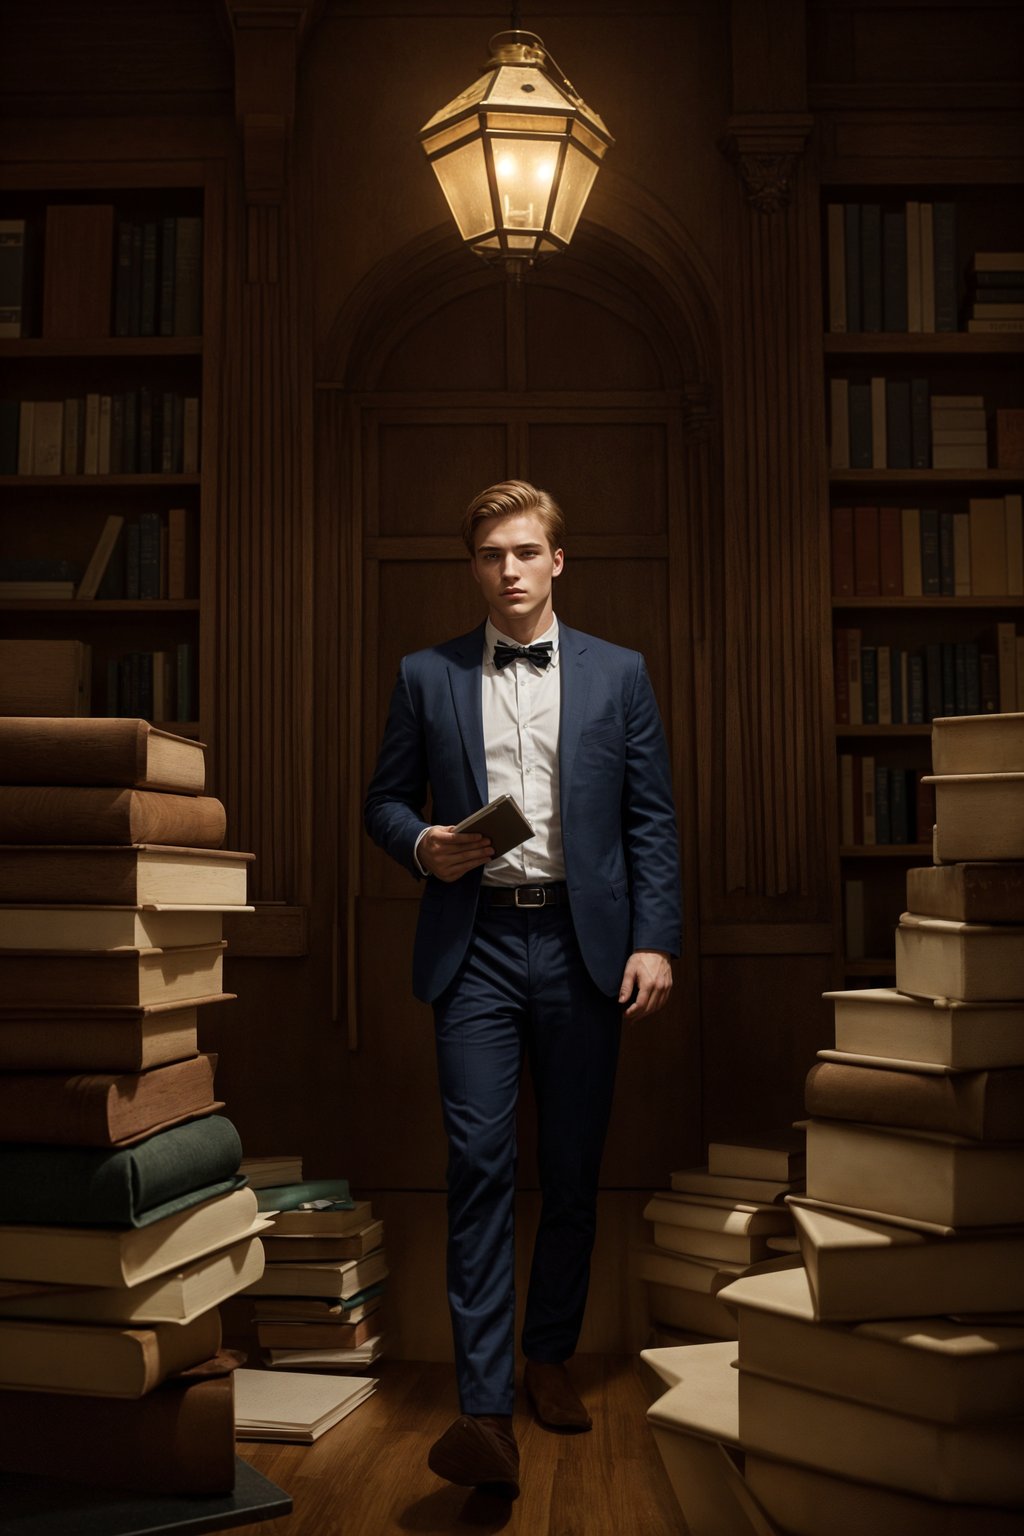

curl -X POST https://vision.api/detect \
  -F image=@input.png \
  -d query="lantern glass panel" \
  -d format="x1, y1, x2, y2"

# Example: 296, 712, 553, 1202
570, 119, 608, 157
485, 112, 567, 135
549, 141, 599, 243
423, 118, 478, 156
432, 138, 494, 241
491, 138, 560, 231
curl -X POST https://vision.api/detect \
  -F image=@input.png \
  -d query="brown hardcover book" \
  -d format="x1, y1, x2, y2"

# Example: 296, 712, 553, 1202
830, 507, 854, 597
0, 942, 225, 1008
243, 1249, 389, 1300
255, 1310, 382, 1352
261, 1221, 384, 1264
0, 1306, 221, 1397
0, 639, 91, 717
905, 862, 1024, 924
0, 1052, 219, 1146
878, 505, 903, 595
997, 408, 1024, 470
853, 505, 880, 595
0, 845, 252, 905
42, 204, 115, 338
0, 998, 224, 1072
0, 787, 225, 847
267, 1199, 372, 1236
250, 1294, 382, 1324
805, 1060, 1024, 1142
0, 1371, 236, 1494
0, 717, 206, 793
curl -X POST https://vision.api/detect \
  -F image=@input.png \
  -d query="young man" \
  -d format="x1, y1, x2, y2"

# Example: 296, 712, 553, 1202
364, 480, 681, 1499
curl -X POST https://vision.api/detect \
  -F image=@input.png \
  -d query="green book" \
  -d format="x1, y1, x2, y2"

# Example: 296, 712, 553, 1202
255, 1179, 353, 1214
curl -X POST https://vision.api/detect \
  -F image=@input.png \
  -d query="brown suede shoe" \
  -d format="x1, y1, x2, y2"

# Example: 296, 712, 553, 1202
427, 1414, 520, 1500
524, 1359, 592, 1431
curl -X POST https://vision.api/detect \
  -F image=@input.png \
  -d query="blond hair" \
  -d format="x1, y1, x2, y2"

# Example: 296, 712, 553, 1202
461, 480, 565, 555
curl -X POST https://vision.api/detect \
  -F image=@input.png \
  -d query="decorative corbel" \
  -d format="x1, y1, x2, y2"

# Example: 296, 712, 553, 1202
222, 0, 322, 209
720, 113, 814, 214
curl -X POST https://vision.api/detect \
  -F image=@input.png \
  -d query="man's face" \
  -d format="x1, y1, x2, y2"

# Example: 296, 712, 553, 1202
470, 512, 564, 635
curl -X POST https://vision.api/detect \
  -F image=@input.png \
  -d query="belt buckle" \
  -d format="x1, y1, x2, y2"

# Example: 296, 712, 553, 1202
514, 884, 546, 909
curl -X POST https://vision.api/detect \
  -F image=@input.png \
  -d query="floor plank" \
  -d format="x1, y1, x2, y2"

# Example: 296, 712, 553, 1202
232, 1356, 688, 1536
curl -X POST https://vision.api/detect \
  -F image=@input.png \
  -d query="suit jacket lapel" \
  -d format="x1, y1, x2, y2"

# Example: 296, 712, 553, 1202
559, 622, 591, 818
447, 622, 488, 807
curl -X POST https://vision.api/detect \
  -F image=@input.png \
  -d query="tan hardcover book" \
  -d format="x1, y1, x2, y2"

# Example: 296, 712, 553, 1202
0, 905, 233, 951
42, 205, 114, 338
969, 497, 1009, 594
0, 1306, 221, 1397
238, 1154, 304, 1190
896, 910, 1024, 1001
642, 1193, 793, 1237
0, 1372, 236, 1494
0, 1233, 267, 1326
707, 1137, 805, 1181
0, 1186, 260, 1287
75, 515, 125, 600
803, 1118, 1024, 1228
905, 860, 1024, 922
736, 1363, 1024, 1505
255, 1310, 382, 1352
234, 1367, 376, 1443
0, 998, 219, 1072
251, 1294, 381, 1324
825, 987, 1024, 1069
644, 1283, 739, 1340
719, 1264, 1024, 1423
933, 444, 989, 469
30, 400, 63, 474
805, 1059, 1024, 1141
261, 1221, 384, 1263
670, 1167, 800, 1204
0, 942, 225, 1008
932, 428, 988, 445
0, 639, 90, 716
790, 1199, 1024, 1322
651, 1223, 775, 1266
267, 1199, 373, 1236
0, 785, 224, 846
266, 1335, 384, 1371
746, 1453, 1024, 1536
0, 1052, 219, 1147
0, 844, 252, 905
931, 712, 1024, 776
454, 793, 533, 858
243, 1248, 389, 1300
633, 1243, 745, 1296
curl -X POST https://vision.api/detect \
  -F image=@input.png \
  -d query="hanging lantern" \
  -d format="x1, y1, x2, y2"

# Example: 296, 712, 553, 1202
419, 30, 614, 276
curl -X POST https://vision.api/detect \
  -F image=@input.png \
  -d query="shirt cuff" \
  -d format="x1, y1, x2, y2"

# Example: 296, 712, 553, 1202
413, 826, 430, 876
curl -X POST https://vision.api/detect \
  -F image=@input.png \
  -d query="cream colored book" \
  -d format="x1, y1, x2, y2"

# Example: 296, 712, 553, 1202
719, 1264, 1024, 1422
642, 1193, 793, 1236
904, 861, 1024, 924
707, 1137, 805, 1181
242, 1249, 388, 1300
895, 911, 1024, 1002
670, 1166, 800, 1203
824, 987, 1024, 1069
0, 1307, 220, 1397
644, 1282, 738, 1340
632, 1243, 745, 1296
0, 942, 226, 1008
0, 906, 243, 952
234, 1368, 377, 1443
923, 769, 1024, 861
651, 1224, 775, 1266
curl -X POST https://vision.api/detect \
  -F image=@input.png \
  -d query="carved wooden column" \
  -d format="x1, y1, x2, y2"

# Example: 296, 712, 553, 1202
213, 0, 320, 912
713, 0, 832, 919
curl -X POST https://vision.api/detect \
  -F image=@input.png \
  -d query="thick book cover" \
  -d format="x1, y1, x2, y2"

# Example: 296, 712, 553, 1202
706, 1137, 805, 1181
0, 785, 225, 847
255, 1309, 382, 1352
0, 843, 253, 905
904, 861, 1024, 925
0, 903, 233, 950
0, 1000, 203, 1073
931, 711, 1024, 776
0, 1113, 243, 1226
261, 1221, 383, 1263
925, 770, 1024, 863
0, 1052, 220, 1147
0, 940, 226, 1008
454, 793, 534, 858
642, 1192, 793, 1236
895, 910, 1024, 1002
242, 1248, 388, 1300
804, 1059, 1024, 1141
670, 1166, 801, 1204
0, 1306, 221, 1397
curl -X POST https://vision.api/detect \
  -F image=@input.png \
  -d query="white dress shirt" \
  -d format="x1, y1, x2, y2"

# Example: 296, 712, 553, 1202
480, 617, 566, 886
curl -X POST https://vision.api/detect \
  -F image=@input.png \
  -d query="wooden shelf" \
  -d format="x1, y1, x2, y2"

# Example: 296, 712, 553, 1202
834, 724, 932, 737
832, 595, 1024, 609
0, 336, 202, 358
824, 332, 1022, 356
830, 469, 1023, 485
840, 844, 931, 857
0, 599, 199, 612
0, 474, 201, 488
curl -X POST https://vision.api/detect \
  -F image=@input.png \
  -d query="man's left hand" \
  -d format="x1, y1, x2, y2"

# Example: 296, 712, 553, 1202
618, 950, 673, 1020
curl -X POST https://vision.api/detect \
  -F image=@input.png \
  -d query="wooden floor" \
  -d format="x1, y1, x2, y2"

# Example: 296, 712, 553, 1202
232, 1356, 688, 1536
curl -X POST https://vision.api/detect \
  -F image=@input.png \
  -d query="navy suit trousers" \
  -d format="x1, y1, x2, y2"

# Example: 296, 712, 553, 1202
433, 900, 622, 1416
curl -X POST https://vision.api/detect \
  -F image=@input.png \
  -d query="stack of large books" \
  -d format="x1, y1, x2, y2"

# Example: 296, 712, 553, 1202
241, 1172, 388, 1372
636, 1137, 804, 1342
0, 716, 265, 1495
645, 710, 1024, 1536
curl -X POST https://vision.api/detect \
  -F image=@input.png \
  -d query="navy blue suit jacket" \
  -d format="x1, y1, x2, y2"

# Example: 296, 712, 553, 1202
364, 620, 682, 1004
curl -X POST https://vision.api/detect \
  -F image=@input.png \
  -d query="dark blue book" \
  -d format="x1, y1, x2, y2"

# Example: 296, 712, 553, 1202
908, 651, 925, 723
941, 642, 956, 716
885, 380, 911, 468
861, 646, 878, 724
939, 510, 955, 596
861, 204, 882, 332
965, 642, 981, 714
124, 522, 141, 600
883, 209, 908, 331
138, 510, 162, 599
159, 215, 177, 337
933, 202, 958, 333
920, 508, 941, 595
849, 382, 873, 468
890, 647, 904, 724
844, 204, 862, 332
925, 642, 943, 721
891, 768, 909, 844
911, 377, 930, 468
875, 763, 891, 845
954, 642, 969, 714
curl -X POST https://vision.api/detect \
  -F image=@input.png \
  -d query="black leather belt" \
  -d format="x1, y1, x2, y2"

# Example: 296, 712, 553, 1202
479, 881, 569, 909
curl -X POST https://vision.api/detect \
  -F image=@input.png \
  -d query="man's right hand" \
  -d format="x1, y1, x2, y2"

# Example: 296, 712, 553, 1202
418, 826, 494, 882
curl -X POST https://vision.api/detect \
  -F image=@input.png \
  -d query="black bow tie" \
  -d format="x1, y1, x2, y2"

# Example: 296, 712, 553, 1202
493, 641, 554, 671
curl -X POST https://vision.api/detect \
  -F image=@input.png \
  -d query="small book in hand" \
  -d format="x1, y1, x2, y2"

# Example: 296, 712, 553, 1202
454, 795, 534, 859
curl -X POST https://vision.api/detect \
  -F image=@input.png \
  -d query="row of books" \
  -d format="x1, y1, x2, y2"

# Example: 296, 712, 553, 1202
2, 392, 200, 477
835, 626, 1023, 723
635, 1139, 804, 1344
831, 497, 1024, 599
105, 644, 197, 724
645, 709, 1024, 1534
838, 758, 933, 848
0, 207, 202, 340
964, 253, 1024, 332
0, 716, 258, 1495
829, 383, 1012, 472
0, 510, 193, 603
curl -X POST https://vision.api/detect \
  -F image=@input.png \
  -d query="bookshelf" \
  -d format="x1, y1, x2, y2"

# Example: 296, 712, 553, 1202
0, 171, 217, 738
823, 184, 1024, 979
